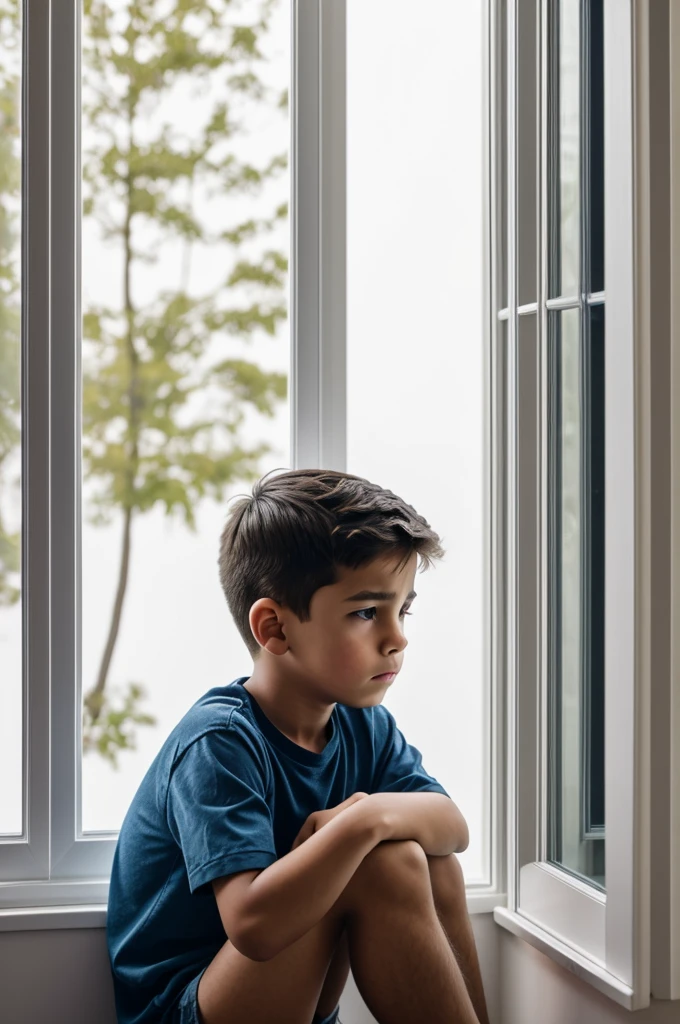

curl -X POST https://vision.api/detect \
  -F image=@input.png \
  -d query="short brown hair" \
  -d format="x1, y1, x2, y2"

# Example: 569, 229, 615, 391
218, 467, 445, 657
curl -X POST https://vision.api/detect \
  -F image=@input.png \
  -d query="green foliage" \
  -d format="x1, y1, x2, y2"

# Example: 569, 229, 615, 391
79, 0, 289, 756
0, 0, 289, 758
0, 0, 20, 607
83, 682, 157, 768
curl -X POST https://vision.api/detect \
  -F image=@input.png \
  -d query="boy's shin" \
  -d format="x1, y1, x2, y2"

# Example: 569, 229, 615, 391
426, 853, 492, 1024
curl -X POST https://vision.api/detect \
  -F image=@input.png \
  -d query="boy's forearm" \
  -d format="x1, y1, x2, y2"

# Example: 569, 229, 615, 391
242, 799, 388, 961
368, 791, 470, 856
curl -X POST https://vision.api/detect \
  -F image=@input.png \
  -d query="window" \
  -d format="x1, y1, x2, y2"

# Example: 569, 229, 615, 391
0, 0, 291, 905
344, 0, 488, 887
492, 0, 680, 1008
1, 0, 495, 921
545, 0, 604, 890
78, 0, 291, 835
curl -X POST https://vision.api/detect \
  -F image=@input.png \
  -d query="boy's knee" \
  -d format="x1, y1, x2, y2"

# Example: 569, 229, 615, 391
370, 839, 427, 869
350, 839, 428, 897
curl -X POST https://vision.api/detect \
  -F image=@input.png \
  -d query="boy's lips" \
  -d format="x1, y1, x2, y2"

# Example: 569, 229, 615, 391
372, 671, 397, 681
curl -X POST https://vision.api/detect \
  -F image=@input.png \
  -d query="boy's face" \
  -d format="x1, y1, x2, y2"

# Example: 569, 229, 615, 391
281, 549, 418, 706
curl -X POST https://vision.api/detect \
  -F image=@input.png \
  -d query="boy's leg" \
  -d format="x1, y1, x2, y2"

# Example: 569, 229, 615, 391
197, 839, 481, 1024
315, 853, 491, 1024
342, 839, 482, 1024
313, 928, 349, 1020
426, 852, 492, 1024
196, 891, 347, 1024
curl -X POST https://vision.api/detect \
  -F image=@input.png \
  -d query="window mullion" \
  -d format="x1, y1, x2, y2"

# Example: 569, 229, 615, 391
505, 0, 519, 914
0, 0, 52, 886
318, 0, 346, 472
49, 0, 80, 877
49, 0, 116, 880
291, 0, 346, 473
538, 0, 549, 868
602, 0, 648, 1001
291, 0, 321, 469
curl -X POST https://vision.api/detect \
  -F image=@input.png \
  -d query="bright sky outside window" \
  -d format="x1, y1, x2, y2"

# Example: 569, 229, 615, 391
346, 0, 487, 884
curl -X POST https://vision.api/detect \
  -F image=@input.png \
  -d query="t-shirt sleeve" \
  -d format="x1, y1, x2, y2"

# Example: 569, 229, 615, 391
166, 723, 278, 894
370, 705, 451, 798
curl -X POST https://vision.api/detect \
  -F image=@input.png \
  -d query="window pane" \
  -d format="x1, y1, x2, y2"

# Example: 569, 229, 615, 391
80, 0, 290, 832
497, 0, 507, 310
0, 1, 22, 837
346, 0, 486, 882
585, 304, 604, 836
547, 307, 604, 888
517, 0, 537, 307
549, 0, 580, 298
588, 0, 604, 294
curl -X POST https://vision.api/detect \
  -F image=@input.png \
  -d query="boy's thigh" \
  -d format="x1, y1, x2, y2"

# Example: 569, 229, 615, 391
189, 839, 425, 1024
193, 898, 346, 1024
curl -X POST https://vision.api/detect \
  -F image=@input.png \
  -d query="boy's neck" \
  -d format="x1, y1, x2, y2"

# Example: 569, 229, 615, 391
244, 661, 334, 752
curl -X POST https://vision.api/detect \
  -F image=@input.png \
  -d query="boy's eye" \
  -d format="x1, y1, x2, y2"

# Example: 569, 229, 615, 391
352, 607, 413, 621
353, 607, 376, 621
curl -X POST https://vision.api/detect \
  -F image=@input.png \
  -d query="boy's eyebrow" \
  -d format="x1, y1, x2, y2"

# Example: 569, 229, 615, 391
343, 589, 417, 603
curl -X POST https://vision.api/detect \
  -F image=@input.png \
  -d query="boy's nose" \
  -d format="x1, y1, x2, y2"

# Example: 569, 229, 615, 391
381, 629, 408, 655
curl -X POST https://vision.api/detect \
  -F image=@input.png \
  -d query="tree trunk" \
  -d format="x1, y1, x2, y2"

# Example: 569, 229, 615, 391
84, 503, 134, 721
84, 90, 140, 724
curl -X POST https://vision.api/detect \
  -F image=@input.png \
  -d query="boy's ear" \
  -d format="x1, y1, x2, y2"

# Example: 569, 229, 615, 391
249, 598, 289, 656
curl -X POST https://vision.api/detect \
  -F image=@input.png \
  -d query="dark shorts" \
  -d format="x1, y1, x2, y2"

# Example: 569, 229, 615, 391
173, 968, 340, 1024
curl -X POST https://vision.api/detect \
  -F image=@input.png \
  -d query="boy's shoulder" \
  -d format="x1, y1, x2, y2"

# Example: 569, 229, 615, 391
164, 678, 265, 765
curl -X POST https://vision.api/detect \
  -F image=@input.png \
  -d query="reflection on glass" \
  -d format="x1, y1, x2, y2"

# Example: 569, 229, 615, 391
588, 0, 604, 294
585, 305, 604, 838
517, 0, 537, 307
80, 0, 290, 832
0, 0, 23, 837
498, 0, 507, 309
550, 0, 580, 298
548, 307, 604, 888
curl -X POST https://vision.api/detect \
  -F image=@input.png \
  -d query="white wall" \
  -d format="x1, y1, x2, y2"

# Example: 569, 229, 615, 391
0, 928, 117, 1024
496, 930, 679, 1024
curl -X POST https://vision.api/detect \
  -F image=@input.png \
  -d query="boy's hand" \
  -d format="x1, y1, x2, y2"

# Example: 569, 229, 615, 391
290, 792, 370, 850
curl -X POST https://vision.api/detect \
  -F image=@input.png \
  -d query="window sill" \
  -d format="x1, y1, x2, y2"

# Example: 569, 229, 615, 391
0, 904, 107, 932
0, 889, 505, 933
493, 907, 635, 1010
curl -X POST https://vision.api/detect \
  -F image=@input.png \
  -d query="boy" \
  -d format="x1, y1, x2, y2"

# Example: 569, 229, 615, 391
107, 468, 491, 1024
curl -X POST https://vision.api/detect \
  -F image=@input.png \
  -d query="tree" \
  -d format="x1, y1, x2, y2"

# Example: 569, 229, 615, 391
0, 0, 21, 610
77, 0, 288, 765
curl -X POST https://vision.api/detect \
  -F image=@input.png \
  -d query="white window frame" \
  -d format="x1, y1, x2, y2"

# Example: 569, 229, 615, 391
1, 0, 503, 929
492, 0, 680, 1009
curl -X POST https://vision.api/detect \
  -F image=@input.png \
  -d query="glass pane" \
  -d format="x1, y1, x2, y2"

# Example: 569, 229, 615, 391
588, 0, 604, 294
547, 307, 605, 888
347, 0, 486, 882
517, 0, 537, 307
549, 0, 580, 298
0, 0, 23, 837
497, 0, 507, 310
80, 0, 291, 832
586, 305, 604, 836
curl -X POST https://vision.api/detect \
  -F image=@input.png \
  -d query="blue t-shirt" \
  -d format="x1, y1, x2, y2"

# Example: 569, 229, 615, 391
107, 676, 450, 1023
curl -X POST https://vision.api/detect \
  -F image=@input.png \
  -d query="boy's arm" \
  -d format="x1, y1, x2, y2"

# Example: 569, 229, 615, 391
229, 796, 388, 961
367, 791, 469, 856
231, 791, 465, 961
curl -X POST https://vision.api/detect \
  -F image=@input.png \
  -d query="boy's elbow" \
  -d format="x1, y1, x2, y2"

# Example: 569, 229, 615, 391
235, 907, 289, 962
230, 919, 271, 962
